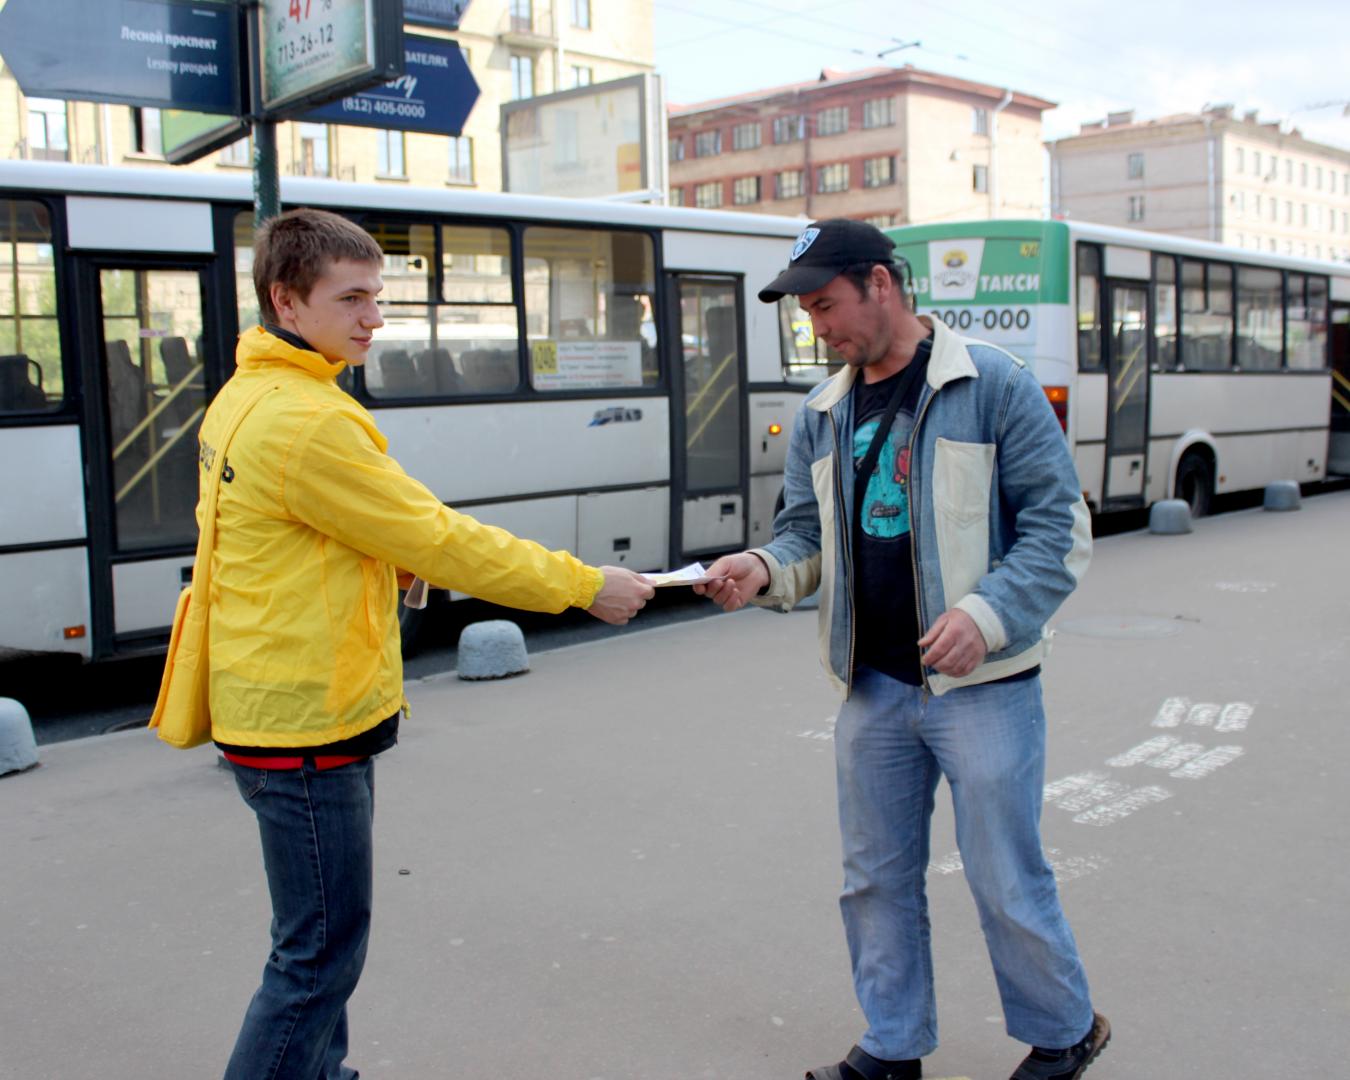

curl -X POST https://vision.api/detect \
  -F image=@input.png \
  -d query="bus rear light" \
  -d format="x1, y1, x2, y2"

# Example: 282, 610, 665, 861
768, 423, 783, 436
63, 625, 86, 640
1043, 385, 1069, 433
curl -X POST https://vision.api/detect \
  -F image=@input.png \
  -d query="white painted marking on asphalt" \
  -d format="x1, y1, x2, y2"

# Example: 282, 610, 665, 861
1185, 702, 1221, 727
1145, 742, 1206, 771
1170, 745, 1245, 778
1042, 771, 1112, 803
1215, 580, 1276, 592
1153, 697, 1191, 727
1106, 735, 1179, 767
928, 851, 965, 875
1073, 785, 1173, 826
927, 847, 1108, 884
1215, 702, 1254, 733
1053, 779, 1131, 813
795, 715, 837, 740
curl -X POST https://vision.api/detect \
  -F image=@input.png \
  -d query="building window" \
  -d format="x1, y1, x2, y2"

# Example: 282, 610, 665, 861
863, 155, 895, 188
694, 130, 722, 158
570, 0, 590, 29
732, 121, 761, 151
297, 123, 330, 177
510, 0, 532, 33
773, 114, 805, 144
1287, 160, 1294, 184
973, 164, 988, 193
863, 97, 894, 129
694, 181, 723, 209
376, 130, 405, 177
1271, 199, 1278, 222
669, 187, 684, 207
817, 162, 849, 194
26, 97, 69, 161
1316, 166, 1323, 190
131, 108, 163, 156
972, 107, 989, 135
669, 136, 685, 162
1128, 194, 1145, 222
1127, 152, 1144, 179
775, 170, 804, 199
816, 105, 848, 136
219, 135, 251, 168
1301, 161, 1308, 186
570, 65, 593, 88
1236, 147, 1245, 173
510, 54, 534, 99
1233, 190, 1244, 215
732, 176, 761, 205
448, 136, 474, 185
864, 213, 895, 228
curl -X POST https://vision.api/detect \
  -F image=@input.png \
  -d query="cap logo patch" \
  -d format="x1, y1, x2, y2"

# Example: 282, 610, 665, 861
791, 227, 821, 262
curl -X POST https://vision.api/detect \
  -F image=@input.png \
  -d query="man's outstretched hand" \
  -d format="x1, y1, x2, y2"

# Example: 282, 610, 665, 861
586, 566, 656, 625
693, 552, 769, 613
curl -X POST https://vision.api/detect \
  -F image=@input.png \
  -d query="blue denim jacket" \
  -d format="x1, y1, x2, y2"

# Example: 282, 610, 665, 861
750, 316, 1092, 697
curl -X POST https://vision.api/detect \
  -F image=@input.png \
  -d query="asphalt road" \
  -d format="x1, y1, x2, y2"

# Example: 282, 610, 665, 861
2, 490, 1347, 1078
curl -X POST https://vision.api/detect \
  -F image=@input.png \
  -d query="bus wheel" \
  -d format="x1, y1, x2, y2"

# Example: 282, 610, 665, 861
1176, 453, 1213, 519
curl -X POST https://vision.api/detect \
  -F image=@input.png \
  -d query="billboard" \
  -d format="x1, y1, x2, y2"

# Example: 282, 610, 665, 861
501, 74, 666, 200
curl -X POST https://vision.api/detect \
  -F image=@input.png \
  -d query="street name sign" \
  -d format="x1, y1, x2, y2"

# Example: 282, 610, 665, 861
0, 0, 241, 114
301, 35, 479, 136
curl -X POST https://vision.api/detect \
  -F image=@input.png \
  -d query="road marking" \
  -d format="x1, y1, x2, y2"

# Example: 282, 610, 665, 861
1170, 745, 1245, 778
1186, 702, 1221, 726
1153, 696, 1191, 727
928, 847, 1108, 884
1215, 702, 1254, 733
1106, 735, 1179, 767
1145, 742, 1206, 771
1215, 580, 1276, 592
1073, 784, 1173, 826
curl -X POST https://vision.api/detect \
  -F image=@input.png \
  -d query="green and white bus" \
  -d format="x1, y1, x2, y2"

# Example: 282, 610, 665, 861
886, 219, 1350, 516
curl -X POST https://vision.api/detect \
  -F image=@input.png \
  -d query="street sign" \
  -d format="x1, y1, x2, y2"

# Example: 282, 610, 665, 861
0, 0, 241, 114
403, 0, 471, 31
301, 35, 479, 136
256, 0, 403, 119
161, 109, 251, 166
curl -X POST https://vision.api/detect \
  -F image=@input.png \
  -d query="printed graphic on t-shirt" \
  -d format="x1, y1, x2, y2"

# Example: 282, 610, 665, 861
853, 421, 911, 538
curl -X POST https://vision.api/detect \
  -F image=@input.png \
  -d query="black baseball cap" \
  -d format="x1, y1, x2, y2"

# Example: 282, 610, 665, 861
758, 218, 897, 303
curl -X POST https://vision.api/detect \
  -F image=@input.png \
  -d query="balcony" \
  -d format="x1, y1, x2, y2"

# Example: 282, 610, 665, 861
498, 2, 556, 48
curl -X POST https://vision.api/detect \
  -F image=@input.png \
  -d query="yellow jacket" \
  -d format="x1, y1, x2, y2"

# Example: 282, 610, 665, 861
202, 327, 604, 747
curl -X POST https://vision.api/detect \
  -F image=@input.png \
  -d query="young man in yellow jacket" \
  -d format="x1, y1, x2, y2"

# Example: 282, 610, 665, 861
204, 208, 654, 1080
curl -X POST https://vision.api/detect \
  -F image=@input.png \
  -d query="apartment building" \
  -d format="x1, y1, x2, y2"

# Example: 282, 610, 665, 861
0, 0, 652, 193
1048, 105, 1350, 262
667, 65, 1054, 228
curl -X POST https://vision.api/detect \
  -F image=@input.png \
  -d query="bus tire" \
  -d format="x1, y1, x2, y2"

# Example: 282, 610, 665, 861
1175, 453, 1213, 519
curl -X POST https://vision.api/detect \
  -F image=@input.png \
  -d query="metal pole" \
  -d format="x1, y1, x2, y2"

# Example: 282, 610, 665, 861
253, 119, 280, 226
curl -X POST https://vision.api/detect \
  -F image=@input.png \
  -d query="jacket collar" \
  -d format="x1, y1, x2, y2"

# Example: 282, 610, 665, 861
807, 315, 978, 412
235, 325, 347, 381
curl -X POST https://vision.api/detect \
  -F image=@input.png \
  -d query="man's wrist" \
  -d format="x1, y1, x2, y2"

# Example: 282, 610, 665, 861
748, 551, 772, 595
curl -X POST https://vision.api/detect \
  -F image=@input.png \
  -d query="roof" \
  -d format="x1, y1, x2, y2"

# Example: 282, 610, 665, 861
668, 64, 1056, 120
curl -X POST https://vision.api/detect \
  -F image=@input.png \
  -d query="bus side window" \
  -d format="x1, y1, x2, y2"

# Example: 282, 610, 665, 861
1076, 243, 1104, 372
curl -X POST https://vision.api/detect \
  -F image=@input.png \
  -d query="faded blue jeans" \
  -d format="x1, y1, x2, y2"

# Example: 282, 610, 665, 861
224, 758, 374, 1080
835, 667, 1093, 1061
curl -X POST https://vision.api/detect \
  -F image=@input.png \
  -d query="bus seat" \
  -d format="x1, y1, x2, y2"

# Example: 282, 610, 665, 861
0, 353, 47, 412
419, 347, 465, 395
376, 349, 431, 397
106, 339, 145, 444
158, 336, 200, 427
460, 348, 519, 393
705, 305, 737, 363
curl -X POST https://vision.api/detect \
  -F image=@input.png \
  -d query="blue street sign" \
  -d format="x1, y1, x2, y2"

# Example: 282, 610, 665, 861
301, 35, 479, 136
403, 0, 471, 32
0, 0, 241, 115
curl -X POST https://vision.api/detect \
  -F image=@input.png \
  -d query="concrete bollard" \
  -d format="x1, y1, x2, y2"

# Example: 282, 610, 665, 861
1149, 499, 1192, 535
1263, 481, 1301, 512
457, 620, 529, 680
0, 697, 39, 777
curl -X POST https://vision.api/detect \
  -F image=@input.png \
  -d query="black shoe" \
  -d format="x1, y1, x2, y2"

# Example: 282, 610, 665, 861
1009, 1012, 1110, 1080
805, 1044, 921, 1080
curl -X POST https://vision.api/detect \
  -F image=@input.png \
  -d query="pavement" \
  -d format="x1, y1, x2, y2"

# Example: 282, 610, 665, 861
3, 491, 1349, 1080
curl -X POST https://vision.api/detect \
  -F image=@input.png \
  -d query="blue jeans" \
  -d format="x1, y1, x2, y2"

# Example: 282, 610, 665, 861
835, 667, 1093, 1060
225, 759, 374, 1080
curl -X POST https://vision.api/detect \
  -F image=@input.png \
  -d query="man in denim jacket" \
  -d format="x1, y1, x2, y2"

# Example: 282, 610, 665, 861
697, 220, 1108, 1080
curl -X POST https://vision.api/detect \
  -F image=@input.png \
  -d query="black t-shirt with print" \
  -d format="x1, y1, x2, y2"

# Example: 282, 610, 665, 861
851, 337, 931, 685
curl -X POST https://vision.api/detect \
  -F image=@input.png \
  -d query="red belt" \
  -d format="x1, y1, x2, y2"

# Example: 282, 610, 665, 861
221, 752, 366, 771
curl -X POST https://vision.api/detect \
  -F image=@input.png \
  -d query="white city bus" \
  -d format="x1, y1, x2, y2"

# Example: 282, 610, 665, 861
884, 219, 1350, 515
0, 161, 815, 661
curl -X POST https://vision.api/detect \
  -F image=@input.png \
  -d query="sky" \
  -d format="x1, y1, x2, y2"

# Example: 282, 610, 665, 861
652, 0, 1350, 151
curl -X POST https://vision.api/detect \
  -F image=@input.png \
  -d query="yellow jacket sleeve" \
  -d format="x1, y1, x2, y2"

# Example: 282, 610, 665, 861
278, 407, 604, 613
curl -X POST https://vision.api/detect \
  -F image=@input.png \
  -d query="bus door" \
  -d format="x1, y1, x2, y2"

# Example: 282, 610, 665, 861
1330, 301, 1350, 476
74, 258, 214, 657
1101, 280, 1151, 507
667, 273, 748, 559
